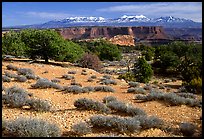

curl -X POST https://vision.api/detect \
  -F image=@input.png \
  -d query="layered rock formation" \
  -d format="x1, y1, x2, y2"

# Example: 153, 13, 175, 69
56, 26, 170, 46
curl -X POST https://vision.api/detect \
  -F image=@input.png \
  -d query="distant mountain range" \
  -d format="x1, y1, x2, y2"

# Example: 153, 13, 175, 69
3, 15, 202, 29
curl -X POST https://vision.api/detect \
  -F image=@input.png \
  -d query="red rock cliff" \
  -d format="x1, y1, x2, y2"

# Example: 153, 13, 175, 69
56, 26, 170, 45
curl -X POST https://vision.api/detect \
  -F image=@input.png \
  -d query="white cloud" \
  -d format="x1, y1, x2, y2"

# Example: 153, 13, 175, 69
97, 2, 202, 22
24, 12, 74, 20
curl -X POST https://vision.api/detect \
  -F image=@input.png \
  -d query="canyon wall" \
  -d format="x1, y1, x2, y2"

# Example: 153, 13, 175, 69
56, 26, 170, 46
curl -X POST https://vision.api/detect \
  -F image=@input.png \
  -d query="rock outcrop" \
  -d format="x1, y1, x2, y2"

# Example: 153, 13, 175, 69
56, 26, 170, 46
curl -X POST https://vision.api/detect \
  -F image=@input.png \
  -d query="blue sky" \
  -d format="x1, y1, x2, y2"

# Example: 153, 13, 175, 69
2, 2, 202, 27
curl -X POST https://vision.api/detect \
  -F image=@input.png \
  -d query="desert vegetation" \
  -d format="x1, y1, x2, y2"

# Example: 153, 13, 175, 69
2, 30, 202, 137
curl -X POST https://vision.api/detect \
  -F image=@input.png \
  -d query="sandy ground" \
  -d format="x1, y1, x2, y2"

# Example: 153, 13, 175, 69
2, 60, 202, 137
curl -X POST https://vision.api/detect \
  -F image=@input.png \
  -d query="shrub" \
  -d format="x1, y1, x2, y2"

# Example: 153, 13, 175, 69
68, 71, 77, 74
79, 53, 102, 71
127, 88, 146, 94
4, 71, 18, 78
90, 75, 97, 79
133, 57, 153, 83
2, 75, 11, 82
94, 86, 115, 92
179, 122, 196, 136
31, 78, 63, 90
3, 86, 30, 108
70, 82, 82, 87
134, 115, 164, 129
15, 75, 27, 82
5, 117, 61, 137
128, 81, 140, 88
103, 75, 111, 79
134, 91, 201, 107
17, 68, 35, 75
63, 85, 84, 94
6, 64, 19, 71
82, 86, 95, 92
184, 77, 202, 94
71, 122, 92, 135
90, 115, 141, 133
106, 99, 146, 116
27, 98, 51, 112
102, 96, 117, 104
74, 98, 111, 114
61, 74, 74, 80
100, 79, 117, 85
126, 106, 147, 116
51, 79, 61, 83
25, 74, 36, 80
143, 85, 152, 90
176, 93, 196, 99
118, 72, 135, 82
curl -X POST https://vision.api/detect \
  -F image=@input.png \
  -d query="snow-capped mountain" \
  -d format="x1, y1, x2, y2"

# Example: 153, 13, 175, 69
61, 16, 106, 23
4, 15, 202, 29
152, 16, 194, 23
113, 15, 151, 22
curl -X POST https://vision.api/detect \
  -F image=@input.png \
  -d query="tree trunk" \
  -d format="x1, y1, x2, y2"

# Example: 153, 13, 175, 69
44, 56, 49, 63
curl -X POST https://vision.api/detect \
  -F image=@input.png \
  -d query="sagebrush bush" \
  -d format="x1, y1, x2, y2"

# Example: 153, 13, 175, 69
5, 117, 61, 137
4, 71, 18, 78
127, 88, 146, 94
128, 81, 140, 88
17, 68, 35, 75
94, 86, 115, 92
63, 85, 84, 94
3, 86, 30, 108
90, 75, 97, 79
27, 98, 51, 112
61, 74, 74, 80
106, 99, 146, 116
79, 53, 102, 71
100, 79, 117, 85
83, 86, 95, 93
90, 115, 141, 133
25, 73, 36, 80
68, 71, 77, 74
74, 98, 111, 113
126, 106, 147, 116
70, 82, 82, 87
102, 96, 117, 104
103, 75, 111, 79
31, 78, 63, 90
179, 122, 196, 136
2, 75, 11, 82
71, 122, 92, 135
133, 115, 164, 129
134, 91, 201, 107
15, 75, 27, 82
51, 78, 61, 83
6, 64, 19, 71
176, 93, 196, 99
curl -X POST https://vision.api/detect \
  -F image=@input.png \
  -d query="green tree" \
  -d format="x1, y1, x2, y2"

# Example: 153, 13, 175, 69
95, 40, 122, 61
20, 29, 65, 63
133, 57, 153, 83
20, 29, 84, 63
2, 31, 29, 57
